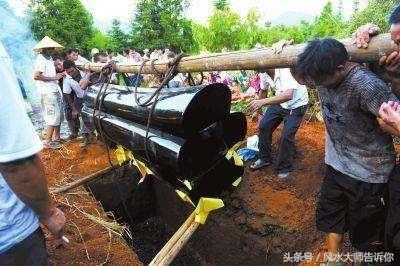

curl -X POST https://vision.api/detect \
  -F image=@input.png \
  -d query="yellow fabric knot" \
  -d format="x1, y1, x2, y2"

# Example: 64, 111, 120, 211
194, 198, 224, 224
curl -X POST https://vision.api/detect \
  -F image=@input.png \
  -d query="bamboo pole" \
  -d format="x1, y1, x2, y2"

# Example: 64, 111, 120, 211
149, 212, 196, 265
50, 166, 115, 194
80, 34, 396, 74
159, 221, 200, 265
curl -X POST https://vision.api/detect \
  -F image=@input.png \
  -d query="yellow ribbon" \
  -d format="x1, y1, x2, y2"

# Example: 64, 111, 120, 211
115, 145, 128, 165
225, 141, 245, 167
194, 197, 224, 224
114, 145, 153, 183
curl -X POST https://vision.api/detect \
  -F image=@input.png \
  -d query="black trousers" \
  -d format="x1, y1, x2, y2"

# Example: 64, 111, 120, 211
0, 228, 48, 266
317, 165, 388, 252
258, 104, 307, 172
386, 166, 400, 262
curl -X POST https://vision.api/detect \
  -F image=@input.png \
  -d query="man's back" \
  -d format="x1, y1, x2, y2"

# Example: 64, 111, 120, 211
0, 41, 42, 254
274, 68, 309, 109
318, 64, 397, 183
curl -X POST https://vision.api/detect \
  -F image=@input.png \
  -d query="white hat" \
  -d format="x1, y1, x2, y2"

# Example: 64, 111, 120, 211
91, 48, 100, 55
33, 36, 63, 52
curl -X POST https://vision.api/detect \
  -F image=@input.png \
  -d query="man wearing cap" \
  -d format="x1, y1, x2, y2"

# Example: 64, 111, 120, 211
33, 36, 65, 149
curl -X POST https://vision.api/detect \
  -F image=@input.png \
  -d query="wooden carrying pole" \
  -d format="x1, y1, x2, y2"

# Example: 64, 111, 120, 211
81, 34, 396, 74
149, 211, 199, 266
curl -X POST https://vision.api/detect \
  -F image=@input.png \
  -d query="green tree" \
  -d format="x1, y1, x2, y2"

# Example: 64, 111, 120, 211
88, 28, 108, 52
200, 7, 246, 52
28, 0, 94, 54
241, 8, 263, 49
192, 22, 209, 52
130, 0, 197, 53
106, 19, 129, 52
310, 2, 346, 38
213, 0, 229, 11
346, 0, 400, 35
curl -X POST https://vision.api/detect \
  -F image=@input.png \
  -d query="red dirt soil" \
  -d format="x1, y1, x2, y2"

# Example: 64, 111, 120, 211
38, 118, 354, 265
39, 140, 142, 265
239, 118, 328, 262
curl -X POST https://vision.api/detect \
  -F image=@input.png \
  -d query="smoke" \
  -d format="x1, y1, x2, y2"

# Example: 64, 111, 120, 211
0, 0, 39, 104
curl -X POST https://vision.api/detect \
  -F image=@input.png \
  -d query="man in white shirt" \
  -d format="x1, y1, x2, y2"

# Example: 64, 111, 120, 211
249, 68, 309, 178
33, 36, 65, 150
66, 48, 90, 66
0, 40, 66, 265
62, 60, 94, 147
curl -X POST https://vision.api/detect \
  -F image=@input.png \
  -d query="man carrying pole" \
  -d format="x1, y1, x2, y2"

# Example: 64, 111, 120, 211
297, 37, 398, 262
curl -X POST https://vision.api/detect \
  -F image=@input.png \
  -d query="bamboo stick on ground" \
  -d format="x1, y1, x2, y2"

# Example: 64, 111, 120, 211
50, 166, 115, 194
158, 221, 200, 266
149, 211, 196, 265
79, 34, 396, 74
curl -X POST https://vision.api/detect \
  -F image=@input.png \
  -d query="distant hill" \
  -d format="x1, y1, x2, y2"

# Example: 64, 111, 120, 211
270, 11, 314, 26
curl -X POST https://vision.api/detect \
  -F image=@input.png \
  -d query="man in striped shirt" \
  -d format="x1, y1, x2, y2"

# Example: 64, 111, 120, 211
297, 38, 398, 261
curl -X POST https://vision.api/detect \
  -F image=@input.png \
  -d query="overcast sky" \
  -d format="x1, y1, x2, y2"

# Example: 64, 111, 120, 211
9, 0, 368, 32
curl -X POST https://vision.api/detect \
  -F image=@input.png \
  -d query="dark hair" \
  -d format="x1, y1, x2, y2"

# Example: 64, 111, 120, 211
93, 52, 108, 63
166, 51, 176, 59
296, 38, 348, 82
66, 48, 78, 55
390, 5, 400, 24
63, 60, 76, 69
53, 54, 64, 61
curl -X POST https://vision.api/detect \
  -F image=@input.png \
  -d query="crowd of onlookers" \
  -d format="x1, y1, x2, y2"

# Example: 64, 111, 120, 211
32, 37, 278, 150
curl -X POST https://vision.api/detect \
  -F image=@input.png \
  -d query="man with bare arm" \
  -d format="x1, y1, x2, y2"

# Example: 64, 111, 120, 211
0, 41, 66, 265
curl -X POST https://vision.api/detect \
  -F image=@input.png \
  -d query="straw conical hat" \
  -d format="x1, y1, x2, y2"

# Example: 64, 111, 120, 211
33, 36, 63, 52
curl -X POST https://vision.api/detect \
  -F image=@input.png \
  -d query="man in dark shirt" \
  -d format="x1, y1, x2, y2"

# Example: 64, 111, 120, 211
297, 38, 398, 261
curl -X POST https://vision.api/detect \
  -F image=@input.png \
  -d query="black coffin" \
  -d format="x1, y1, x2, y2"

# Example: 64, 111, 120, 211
84, 83, 231, 138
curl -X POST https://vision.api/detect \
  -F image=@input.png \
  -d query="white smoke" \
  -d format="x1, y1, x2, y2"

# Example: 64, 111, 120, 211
0, 0, 39, 104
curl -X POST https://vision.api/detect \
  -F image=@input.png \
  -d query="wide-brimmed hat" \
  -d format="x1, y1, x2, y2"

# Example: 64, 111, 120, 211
33, 36, 63, 52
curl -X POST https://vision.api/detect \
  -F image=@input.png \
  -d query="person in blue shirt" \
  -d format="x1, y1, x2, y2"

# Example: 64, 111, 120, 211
0, 41, 66, 265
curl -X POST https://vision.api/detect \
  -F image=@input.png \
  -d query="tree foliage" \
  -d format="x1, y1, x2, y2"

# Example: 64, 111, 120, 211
346, 0, 400, 35
88, 28, 108, 52
27, 0, 400, 56
28, 0, 94, 53
194, 0, 395, 53
130, 0, 196, 53
213, 0, 229, 11
106, 19, 129, 52
202, 7, 245, 52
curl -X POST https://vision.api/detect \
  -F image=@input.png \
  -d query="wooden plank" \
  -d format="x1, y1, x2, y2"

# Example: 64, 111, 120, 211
50, 166, 114, 194
80, 33, 396, 74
